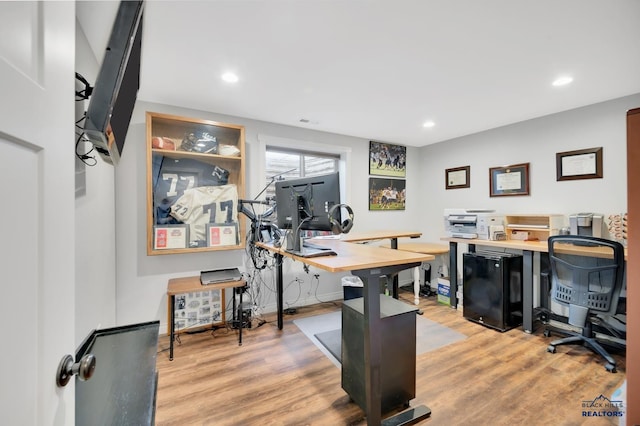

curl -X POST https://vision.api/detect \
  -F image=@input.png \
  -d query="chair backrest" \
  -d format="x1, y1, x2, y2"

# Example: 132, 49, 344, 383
547, 235, 625, 324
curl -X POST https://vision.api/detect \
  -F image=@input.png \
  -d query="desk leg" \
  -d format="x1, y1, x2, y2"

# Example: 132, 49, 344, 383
413, 267, 420, 305
239, 287, 243, 345
169, 295, 175, 361
448, 242, 458, 309
523, 250, 534, 333
276, 253, 284, 330
353, 270, 384, 426
391, 238, 399, 299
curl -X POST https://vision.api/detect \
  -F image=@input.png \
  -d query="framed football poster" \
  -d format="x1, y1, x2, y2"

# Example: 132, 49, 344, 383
368, 178, 406, 210
369, 141, 406, 178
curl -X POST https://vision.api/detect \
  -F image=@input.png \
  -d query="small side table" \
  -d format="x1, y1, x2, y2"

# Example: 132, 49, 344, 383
167, 276, 246, 360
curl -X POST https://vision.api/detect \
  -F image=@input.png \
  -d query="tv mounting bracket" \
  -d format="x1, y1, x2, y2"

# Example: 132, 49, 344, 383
75, 72, 93, 100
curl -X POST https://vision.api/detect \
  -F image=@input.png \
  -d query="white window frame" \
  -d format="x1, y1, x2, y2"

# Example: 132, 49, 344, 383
257, 134, 352, 204
266, 146, 339, 179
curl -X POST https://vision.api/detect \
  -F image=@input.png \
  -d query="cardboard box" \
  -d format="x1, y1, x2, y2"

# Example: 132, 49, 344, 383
437, 277, 450, 306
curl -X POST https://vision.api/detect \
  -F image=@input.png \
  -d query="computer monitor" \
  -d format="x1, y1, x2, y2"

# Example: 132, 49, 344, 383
275, 172, 341, 255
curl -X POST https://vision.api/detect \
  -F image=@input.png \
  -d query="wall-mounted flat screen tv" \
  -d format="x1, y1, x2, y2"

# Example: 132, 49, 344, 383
83, 0, 144, 165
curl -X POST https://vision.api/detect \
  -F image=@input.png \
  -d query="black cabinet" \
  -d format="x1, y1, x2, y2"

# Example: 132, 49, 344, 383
462, 252, 523, 331
341, 295, 418, 413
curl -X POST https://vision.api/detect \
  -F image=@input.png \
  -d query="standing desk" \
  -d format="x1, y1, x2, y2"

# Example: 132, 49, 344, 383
378, 242, 449, 304
340, 230, 422, 247
341, 230, 423, 300
441, 237, 628, 334
265, 229, 426, 327
256, 237, 433, 426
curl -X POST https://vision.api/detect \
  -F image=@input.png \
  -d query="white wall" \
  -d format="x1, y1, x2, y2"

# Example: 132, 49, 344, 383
418, 94, 639, 243
113, 94, 638, 331
74, 20, 117, 341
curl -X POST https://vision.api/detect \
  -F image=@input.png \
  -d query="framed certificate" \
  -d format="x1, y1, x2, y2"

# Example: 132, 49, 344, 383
489, 163, 530, 197
445, 166, 470, 189
207, 223, 239, 247
154, 225, 189, 250
556, 147, 603, 181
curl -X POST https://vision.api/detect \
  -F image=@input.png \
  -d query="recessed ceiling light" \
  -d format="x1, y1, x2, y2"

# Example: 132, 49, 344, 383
221, 72, 239, 83
422, 121, 435, 128
552, 76, 573, 87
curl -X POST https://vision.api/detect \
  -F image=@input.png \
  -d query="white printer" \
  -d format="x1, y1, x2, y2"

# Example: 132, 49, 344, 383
444, 208, 505, 240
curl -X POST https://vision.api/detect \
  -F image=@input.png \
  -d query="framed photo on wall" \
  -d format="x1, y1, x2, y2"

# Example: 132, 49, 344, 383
445, 166, 470, 189
369, 177, 406, 210
369, 141, 406, 178
556, 147, 603, 181
489, 163, 530, 197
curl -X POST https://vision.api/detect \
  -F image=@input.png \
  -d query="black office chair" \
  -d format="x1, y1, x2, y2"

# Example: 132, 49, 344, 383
545, 235, 625, 373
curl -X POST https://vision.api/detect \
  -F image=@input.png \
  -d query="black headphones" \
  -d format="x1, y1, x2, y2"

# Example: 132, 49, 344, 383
328, 203, 354, 234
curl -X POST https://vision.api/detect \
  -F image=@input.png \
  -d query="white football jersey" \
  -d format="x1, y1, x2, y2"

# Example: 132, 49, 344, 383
170, 185, 238, 243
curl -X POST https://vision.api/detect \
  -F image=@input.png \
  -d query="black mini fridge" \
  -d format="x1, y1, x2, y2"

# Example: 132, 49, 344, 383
462, 251, 523, 331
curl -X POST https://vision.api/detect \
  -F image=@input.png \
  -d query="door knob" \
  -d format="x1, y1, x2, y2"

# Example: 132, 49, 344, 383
56, 353, 96, 387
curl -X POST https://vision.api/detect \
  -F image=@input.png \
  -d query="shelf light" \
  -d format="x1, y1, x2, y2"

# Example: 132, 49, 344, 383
422, 121, 435, 128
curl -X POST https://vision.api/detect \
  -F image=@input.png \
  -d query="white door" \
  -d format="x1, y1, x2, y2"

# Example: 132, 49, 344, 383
0, 2, 76, 425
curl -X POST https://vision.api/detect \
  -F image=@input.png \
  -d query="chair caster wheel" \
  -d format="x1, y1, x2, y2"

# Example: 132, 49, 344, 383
547, 345, 556, 353
543, 329, 551, 338
605, 363, 617, 373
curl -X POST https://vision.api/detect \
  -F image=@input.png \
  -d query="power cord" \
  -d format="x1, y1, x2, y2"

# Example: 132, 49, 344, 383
74, 72, 97, 166
75, 114, 97, 166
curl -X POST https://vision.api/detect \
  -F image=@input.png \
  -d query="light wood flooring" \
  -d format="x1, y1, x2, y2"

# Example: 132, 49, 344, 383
155, 289, 626, 425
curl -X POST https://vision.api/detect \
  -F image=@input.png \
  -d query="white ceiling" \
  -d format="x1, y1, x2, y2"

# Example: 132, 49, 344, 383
77, 0, 640, 147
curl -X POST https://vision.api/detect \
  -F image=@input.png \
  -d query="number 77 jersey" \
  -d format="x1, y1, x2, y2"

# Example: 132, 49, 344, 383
170, 184, 239, 245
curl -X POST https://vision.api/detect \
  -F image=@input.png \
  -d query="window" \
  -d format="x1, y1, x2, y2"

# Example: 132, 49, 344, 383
265, 146, 339, 201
